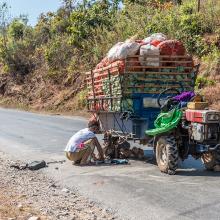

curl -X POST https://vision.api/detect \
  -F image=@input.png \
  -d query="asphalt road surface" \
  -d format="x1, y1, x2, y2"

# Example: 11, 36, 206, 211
0, 108, 220, 220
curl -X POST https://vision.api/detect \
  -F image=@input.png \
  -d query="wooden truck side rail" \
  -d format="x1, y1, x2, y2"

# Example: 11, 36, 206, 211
86, 55, 197, 112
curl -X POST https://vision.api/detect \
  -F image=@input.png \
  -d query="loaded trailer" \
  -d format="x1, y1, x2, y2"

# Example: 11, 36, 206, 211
86, 54, 197, 139
86, 54, 220, 175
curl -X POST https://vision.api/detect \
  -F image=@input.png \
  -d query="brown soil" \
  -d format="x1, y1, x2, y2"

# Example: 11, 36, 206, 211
0, 64, 87, 115
0, 191, 47, 220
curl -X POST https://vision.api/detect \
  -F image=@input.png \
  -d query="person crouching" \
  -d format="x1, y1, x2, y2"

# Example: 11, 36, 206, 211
65, 120, 104, 165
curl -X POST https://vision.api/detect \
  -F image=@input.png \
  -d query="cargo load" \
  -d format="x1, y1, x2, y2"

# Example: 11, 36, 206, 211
86, 33, 197, 135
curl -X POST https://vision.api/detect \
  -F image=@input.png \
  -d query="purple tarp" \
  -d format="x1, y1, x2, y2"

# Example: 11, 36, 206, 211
173, 91, 195, 102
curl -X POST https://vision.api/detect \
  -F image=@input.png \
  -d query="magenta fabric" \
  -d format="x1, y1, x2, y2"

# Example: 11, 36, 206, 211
173, 91, 195, 102
77, 143, 85, 149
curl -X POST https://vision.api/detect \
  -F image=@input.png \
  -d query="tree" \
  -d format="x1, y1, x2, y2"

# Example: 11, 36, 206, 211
8, 19, 26, 40
62, 0, 75, 13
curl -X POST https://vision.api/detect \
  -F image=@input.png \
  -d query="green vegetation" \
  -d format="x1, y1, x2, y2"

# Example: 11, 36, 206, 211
195, 76, 216, 90
0, 0, 219, 75
0, 0, 219, 110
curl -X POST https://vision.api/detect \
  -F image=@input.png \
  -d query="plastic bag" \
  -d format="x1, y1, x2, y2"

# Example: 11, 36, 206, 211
139, 44, 160, 66
143, 33, 167, 44
142, 36, 153, 44
107, 41, 140, 62
151, 33, 167, 42
107, 42, 124, 62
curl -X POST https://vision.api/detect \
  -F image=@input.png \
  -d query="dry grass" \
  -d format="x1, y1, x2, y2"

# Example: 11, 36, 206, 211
202, 83, 220, 110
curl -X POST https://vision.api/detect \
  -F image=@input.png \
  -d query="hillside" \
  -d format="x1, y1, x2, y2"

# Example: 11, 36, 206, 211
0, 0, 219, 112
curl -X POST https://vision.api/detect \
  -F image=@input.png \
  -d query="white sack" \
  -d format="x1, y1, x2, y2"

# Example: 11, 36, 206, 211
107, 41, 140, 62
139, 44, 160, 67
143, 33, 167, 44
150, 33, 167, 42
107, 42, 124, 62
142, 36, 153, 44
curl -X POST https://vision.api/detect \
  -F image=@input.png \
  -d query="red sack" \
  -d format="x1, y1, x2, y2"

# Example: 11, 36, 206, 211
95, 57, 110, 70
158, 40, 186, 56
151, 40, 162, 47
110, 60, 125, 73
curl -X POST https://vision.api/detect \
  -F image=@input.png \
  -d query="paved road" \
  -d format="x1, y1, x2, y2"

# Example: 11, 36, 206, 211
0, 108, 220, 220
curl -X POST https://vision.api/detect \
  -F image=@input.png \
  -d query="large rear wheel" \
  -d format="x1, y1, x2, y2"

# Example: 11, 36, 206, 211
156, 136, 179, 175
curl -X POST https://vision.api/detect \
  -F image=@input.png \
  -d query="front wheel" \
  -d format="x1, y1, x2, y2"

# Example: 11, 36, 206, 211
156, 136, 179, 175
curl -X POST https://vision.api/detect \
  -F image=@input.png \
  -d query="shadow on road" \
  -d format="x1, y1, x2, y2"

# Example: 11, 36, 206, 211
177, 170, 220, 177
144, 149, 220, 177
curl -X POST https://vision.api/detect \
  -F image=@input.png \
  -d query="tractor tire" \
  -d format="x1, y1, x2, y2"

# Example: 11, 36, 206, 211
156, 136, 179, 175
201, 152, 220, 171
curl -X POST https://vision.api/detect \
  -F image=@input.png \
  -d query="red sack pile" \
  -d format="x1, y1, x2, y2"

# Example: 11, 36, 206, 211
113, 60, 125, 73
158, 40, 186, 56
95, 57, 111, 70
95, 59, 125, 73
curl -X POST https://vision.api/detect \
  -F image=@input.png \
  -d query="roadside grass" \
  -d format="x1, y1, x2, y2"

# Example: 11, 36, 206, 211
0, 96, 90, 118
0, 97, 30, 111
202, 83, 220, 110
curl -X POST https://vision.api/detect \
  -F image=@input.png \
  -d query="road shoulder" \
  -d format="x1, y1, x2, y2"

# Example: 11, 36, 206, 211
0, 151, 118, 220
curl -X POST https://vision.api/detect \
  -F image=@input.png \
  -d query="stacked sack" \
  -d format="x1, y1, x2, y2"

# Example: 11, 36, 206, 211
89, 33, 188, 111
95, 33, 186, 71
139, 33, 166, 67
95, 37, 141, 71
139, 33, 186, 67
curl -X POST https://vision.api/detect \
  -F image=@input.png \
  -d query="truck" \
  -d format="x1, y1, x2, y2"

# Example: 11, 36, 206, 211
86, 54, 220, 174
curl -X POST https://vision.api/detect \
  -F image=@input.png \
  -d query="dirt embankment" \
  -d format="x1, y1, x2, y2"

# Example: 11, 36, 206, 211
0, 65, 87, 115
0, 152, 118, 220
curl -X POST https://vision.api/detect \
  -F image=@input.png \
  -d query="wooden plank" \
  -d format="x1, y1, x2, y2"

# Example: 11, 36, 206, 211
87, 79, 104, 84
126, 85, 192, 89
125, 71, 193, 75
90, 70, 96, 99
127, 55, 192, 58
125, 60, 193, 64
135, 77, 192, 82
85, 71, 92, 75
125, 65, 192, 69
123, 89, 194, 95
87, 96, 122, 100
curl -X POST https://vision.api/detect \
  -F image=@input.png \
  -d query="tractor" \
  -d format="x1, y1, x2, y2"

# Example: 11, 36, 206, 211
146, 88, 220, 174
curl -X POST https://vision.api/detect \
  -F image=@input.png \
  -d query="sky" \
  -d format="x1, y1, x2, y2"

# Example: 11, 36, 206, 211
4, 0, 62, 26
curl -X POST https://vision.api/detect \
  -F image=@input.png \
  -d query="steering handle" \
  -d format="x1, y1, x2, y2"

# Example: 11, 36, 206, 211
157, 88, 181, 108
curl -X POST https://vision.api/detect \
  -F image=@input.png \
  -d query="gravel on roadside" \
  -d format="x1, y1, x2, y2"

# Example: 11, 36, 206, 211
0, 151, 118, 220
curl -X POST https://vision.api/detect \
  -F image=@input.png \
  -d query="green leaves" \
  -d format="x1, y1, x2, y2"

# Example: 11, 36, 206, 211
0, 0, 219, 79
8, 19, 26, 40
68, 0, 115, 45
